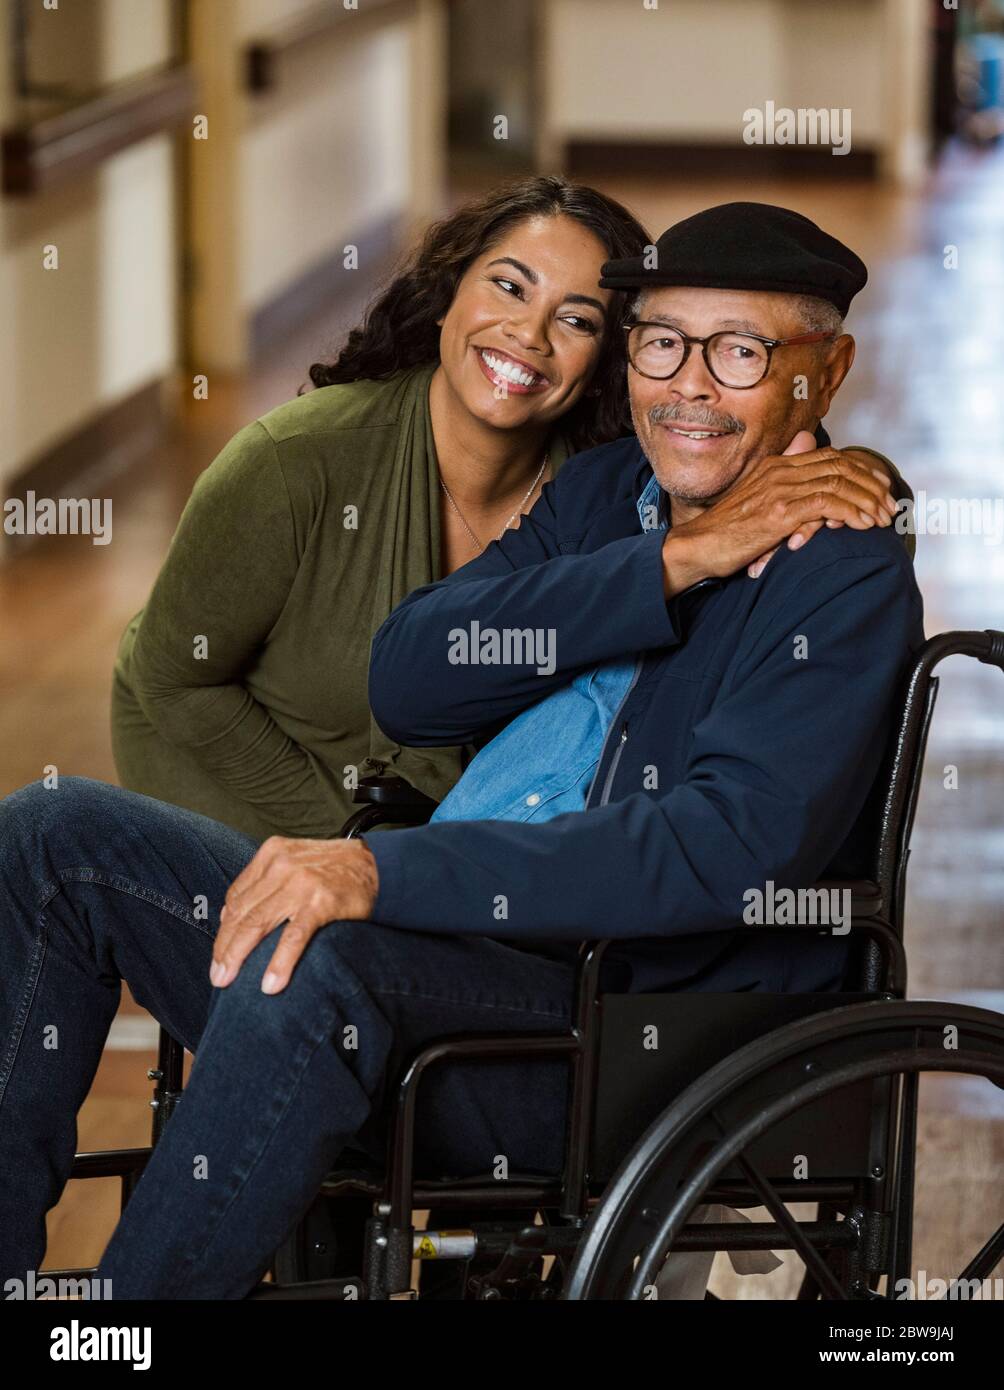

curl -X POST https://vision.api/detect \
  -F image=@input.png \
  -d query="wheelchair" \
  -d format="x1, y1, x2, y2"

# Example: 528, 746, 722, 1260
59, 629, 1004, 1300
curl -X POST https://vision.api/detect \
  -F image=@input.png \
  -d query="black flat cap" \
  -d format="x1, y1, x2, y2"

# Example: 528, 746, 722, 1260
599, 201, 867, 316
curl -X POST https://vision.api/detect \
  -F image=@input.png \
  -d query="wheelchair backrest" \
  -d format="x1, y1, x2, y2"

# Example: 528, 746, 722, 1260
872, 629, 1003, 938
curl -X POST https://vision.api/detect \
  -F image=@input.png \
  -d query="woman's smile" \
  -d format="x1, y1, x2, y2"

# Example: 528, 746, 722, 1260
473, 344, 552, 394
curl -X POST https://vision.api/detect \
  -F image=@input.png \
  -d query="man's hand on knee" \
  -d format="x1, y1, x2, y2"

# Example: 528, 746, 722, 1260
210, 837, 378, 994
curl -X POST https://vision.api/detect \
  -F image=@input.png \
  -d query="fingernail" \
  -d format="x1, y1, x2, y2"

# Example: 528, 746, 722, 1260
261, 971, 280, 995
789, 533, 805, 550
210, 960, 226, 986
749, 560, 764, 579
859, 510, 873, 525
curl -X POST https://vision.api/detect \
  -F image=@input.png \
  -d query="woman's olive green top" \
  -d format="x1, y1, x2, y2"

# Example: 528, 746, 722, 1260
111, 364, 573, 842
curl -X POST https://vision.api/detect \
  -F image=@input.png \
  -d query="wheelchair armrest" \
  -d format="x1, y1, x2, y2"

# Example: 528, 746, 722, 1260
571, 878, 886, 1006
339, 775, 439, 837
352, 775, 439, 814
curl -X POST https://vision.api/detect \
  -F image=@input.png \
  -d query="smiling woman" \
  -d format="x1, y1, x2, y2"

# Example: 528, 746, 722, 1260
429, 211, 632, 563
110, 176, 649, 843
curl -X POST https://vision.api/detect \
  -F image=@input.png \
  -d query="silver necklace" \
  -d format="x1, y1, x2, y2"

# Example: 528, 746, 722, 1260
440, 453, 549, 553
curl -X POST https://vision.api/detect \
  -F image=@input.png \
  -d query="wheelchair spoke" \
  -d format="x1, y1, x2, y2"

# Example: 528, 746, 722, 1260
730, 1146, 848, 1300
706, 1106, 850, 1299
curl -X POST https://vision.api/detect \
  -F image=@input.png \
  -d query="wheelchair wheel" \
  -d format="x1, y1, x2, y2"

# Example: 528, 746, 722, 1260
564, 1000, 1004, 1300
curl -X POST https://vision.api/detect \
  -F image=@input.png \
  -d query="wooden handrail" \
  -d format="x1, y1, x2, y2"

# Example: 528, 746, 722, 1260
1, 65, 198, 197
246, 0, 413, 93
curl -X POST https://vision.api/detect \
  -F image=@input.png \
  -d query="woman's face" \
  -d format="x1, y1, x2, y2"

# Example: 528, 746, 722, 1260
436, 213, 614, 432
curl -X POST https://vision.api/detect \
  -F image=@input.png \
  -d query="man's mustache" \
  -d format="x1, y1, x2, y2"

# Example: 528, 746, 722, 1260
648, 403, 745, 434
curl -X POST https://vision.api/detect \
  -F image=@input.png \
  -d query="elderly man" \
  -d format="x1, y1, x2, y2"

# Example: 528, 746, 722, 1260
0, 204, 921, 1300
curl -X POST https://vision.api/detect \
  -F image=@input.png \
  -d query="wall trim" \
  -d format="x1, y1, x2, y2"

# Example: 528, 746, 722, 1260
1, 66, 198, 197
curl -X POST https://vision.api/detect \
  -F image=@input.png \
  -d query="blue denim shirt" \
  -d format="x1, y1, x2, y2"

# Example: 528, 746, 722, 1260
430, 472, 667, 825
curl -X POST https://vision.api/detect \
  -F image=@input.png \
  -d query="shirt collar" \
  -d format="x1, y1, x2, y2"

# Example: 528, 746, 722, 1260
636, 468, 668, 533
635, 458, 720, 603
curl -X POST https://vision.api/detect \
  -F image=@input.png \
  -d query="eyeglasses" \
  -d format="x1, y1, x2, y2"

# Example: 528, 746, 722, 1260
625, 322, 835, 389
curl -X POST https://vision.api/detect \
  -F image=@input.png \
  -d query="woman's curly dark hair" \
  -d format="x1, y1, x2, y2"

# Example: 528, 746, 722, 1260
300, 176, 650, 451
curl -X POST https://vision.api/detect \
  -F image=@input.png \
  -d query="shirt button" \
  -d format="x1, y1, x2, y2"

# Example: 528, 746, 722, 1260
526, 793, 541, 806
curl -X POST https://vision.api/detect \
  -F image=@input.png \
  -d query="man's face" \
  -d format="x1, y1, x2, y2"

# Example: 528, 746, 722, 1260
628, 287, 851, 507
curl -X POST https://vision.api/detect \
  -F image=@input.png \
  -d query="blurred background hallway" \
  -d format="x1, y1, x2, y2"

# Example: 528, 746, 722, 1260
1, 0, 1001, 1294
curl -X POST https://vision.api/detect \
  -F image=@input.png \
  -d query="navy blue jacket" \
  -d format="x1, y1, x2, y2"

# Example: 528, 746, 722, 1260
366, 436, 924, 993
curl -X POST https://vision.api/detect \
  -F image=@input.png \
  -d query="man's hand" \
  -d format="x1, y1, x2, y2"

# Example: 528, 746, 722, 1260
661, 431, 898, 597
210, 837, 378, 994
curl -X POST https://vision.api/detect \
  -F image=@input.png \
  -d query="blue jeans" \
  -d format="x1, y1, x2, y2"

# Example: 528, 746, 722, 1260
0, 778, 588, 1300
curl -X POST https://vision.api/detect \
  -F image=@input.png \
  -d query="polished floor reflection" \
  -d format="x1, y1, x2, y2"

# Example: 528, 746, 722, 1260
1, 142, 1001, 1293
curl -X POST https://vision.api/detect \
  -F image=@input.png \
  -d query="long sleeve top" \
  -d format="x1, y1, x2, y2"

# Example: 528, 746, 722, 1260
112, 367, 576, 839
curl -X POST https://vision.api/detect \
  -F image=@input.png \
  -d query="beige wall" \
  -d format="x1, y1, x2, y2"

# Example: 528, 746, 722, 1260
0, 0, 177, 499
539, 0, 926, 178
101, 0, 175, 83
238, 15, 411, 314
186, 0, 447, 370
1, 0, 448, 497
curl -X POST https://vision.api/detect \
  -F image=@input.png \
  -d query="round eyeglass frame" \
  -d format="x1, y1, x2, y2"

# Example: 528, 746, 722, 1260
624, 323, 836, 389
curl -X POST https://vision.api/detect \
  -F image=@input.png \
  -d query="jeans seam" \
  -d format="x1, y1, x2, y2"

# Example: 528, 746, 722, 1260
55, 868, 209, 934
0, 921, 46, 1115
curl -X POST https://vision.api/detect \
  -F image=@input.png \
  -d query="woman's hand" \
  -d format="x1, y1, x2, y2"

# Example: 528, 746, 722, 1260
663, 431, 897, 594
743, 433, 898, 578
211, 837, 379, 994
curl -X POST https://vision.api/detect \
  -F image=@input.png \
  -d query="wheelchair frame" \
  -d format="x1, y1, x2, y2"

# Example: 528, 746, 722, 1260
57, 628, 1004, 1300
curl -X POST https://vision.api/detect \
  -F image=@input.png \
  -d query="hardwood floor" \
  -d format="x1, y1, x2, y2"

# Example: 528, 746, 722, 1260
2, 142, 1001, 1295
